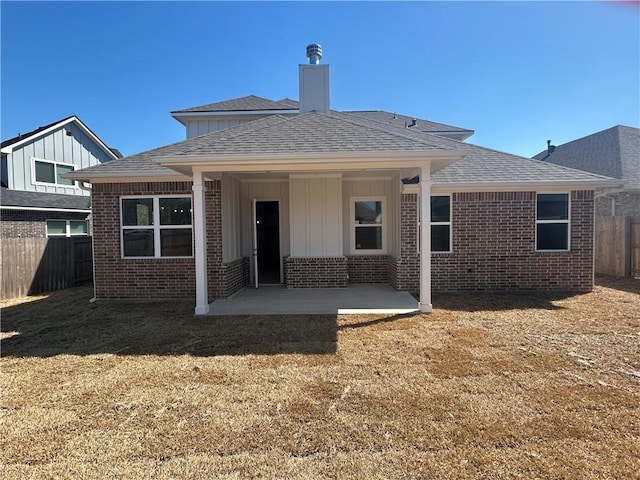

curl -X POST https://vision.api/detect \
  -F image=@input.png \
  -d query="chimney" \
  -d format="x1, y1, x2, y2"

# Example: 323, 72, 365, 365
299, 44, 330, 114
547, 140, 556, 156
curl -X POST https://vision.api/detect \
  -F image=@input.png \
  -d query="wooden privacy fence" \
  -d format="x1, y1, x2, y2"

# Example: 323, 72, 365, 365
1, 237, 93, 300
595, 216, 639, 277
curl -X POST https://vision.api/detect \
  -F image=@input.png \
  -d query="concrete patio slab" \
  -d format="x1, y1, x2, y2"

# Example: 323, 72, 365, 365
207, 284, 419, 315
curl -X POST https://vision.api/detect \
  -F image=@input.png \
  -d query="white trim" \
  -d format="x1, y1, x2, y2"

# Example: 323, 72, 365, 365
288, 173, 343, 179
1, 116, 119, 160
192, 170, 209, 315
350, 196, 387, 255
46, 219, 89, 237
430, 195, 452, 254
405, 182, 616, 195
120, 194, 194, 259
31, 157, 78, 188
66, 173, 190, 182
1, 206, 90, 213
419, 166, 432, 313
171, 109, 299, 118
535, 192, 571, 252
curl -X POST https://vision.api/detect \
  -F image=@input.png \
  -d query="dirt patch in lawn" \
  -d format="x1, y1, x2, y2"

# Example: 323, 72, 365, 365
1, 276, 639, 479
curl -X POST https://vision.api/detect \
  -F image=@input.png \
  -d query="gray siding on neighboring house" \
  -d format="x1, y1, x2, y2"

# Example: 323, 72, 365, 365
5, 122, 112, 195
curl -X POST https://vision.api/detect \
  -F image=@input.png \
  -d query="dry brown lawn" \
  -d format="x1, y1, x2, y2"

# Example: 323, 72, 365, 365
1, 276, 639, 479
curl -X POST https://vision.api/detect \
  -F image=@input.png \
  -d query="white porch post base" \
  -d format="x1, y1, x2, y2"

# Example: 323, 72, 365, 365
419, 302, 432, 313
195, 305, 210, 315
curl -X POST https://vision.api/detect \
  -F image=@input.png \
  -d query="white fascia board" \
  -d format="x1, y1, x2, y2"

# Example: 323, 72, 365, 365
1, 205, 91, 213
73, 175, 191, 184
156, 151, 465, 178
403, 179, 623, 194
1, 116, 119, 161
171, 110, 299, 118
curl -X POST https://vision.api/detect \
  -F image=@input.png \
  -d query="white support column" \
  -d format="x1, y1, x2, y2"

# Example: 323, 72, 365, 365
193, 169, 209, 315
419, 165, 432, 313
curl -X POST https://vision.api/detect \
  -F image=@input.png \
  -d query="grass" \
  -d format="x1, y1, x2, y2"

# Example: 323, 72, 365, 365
1, 276, 639, 479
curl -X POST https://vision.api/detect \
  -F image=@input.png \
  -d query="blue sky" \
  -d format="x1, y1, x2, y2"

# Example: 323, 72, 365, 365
1, 1, 638, 158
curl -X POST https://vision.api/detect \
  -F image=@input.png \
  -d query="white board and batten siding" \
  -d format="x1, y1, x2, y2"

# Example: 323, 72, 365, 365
239, 180, 291, 260
289, 175, 342, 257
185, 116, 269, 139
342, 177, 400, 257
5, 122, 113, 195
221, 174, 243, 263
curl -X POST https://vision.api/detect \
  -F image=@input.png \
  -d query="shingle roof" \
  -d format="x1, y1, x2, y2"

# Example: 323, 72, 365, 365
533, 125, 640, 190
343, 110, 473, 135
69, 112, 451, 178
70, 110, 616, 187
1, 187, 91, 210
337, 112, 616, 186
1, 116, 75, 149
171, 95, 300, 113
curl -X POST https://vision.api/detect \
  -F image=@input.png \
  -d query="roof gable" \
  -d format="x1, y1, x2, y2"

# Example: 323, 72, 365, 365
533, 125, 640, 189
171, 95, 300, 113
1, 116, 119, 161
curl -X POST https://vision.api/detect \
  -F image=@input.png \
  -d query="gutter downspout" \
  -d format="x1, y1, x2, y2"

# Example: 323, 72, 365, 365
77, 181, 99, 303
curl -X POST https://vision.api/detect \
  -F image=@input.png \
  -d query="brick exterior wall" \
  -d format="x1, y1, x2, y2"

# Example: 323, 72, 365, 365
91, 180, 249, 301
283, 256, 348, 288
346, 255, 389, 283
92, 182, 196, 300
395, 191, 594, 293
1, 209, 89, 238
394, 193, 420, 292
218, 257, 250, 297
596, 192, 640, 217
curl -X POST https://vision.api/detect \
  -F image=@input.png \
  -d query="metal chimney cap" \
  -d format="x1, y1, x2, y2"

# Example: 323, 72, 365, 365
306, 44, 323, 64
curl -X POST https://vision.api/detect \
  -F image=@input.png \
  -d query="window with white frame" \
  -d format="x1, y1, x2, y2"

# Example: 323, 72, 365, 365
536, 193, 569, 251
352, 197, 385, 253
33, 158, 75, 186
46, 219, 88, 237
121, 196, 193, 258
431, 195, 451, 252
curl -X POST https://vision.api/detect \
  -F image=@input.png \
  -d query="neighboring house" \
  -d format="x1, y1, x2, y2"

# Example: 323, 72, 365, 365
1, 115, 120, 238
68, 45, 618, 315
534, 125, 640, 217
534, 126, 640, 277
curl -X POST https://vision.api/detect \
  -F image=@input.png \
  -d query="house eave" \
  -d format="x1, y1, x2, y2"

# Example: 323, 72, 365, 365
65, 171, 190, 183
406, 179, 622, 194
170, 110, 299, 126
156, 150, 467, 176
1, 205, 91, 213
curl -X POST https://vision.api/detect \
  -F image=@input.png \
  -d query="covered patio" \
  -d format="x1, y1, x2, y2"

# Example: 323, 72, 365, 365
207, 284, 420, 315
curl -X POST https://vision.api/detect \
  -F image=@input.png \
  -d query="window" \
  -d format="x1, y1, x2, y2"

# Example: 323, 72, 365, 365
536, 193, 569, 251
352, 197, 385, 253
431, 195, 451, 252
46, 220, 88, 237
33, 158, 75, 186
121, 196, 193, 258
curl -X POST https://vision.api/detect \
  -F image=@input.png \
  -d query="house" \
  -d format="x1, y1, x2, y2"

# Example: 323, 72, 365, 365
534, 125, 639, 217
67, 45, 619, 315
534, 126, 639, 276
1, 115, 120, 238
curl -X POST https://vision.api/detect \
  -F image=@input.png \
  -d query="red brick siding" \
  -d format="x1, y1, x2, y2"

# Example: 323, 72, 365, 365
218, 257, 250, 297
91, 182, 196, 300
284, 256, 348, 288
397, 191, 594, 293
92, 181, 248, 301
346, 255, 389, 283
1, 209, 89, 238
395, 193, 420, 292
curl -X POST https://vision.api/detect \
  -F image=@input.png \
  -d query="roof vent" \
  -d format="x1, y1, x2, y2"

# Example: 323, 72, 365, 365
547, 139, 556, 156
306, 44, 323, 65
